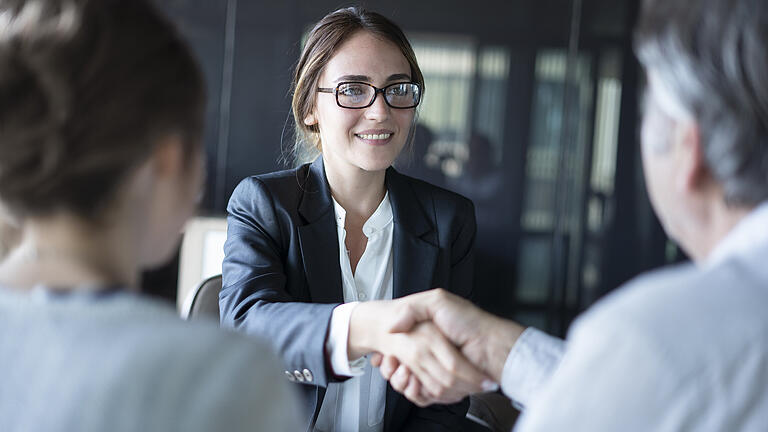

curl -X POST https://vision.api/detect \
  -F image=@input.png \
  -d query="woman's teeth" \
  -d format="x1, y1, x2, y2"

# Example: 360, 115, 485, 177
357, 133, 392, 140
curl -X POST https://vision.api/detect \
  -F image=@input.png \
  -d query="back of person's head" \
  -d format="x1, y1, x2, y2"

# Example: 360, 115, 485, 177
290, 7, 424, 159
0, 0, 205, 220
634, 0, 768, 206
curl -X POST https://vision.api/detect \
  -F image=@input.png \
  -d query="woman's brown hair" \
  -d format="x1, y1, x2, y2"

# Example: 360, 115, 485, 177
0, 0, 205, 219
290, 7, 424, 160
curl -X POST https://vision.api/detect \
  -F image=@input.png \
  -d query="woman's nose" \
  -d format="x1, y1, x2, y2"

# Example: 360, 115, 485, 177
364, 91, 391, 121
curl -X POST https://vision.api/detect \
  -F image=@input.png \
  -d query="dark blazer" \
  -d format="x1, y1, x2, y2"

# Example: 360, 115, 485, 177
221, 158, 476, 432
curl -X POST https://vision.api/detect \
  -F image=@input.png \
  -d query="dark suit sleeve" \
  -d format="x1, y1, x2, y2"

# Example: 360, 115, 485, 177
220, 177, 338, 387
401, 401, 470, 431
404, 196, 476, 430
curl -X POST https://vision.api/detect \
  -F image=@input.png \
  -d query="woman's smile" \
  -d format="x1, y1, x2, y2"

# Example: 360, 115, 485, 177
355, 129, 395, 145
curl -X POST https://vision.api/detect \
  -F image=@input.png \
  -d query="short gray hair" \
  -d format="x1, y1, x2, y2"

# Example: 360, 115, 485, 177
635, 0, 768, 206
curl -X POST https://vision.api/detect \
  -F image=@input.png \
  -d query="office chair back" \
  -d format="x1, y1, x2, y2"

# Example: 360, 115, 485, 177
181, 274, 221, 320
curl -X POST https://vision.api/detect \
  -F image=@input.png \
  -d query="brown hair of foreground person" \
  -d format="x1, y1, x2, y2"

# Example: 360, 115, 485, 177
0, 0, 204, 220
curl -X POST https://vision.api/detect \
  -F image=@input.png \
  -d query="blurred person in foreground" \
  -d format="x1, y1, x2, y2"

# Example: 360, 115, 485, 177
373, 0, 768, 429
0, 1, 297, 431
0, 216, 19, 261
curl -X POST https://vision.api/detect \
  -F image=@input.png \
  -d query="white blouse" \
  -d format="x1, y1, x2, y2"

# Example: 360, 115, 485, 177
314, 193, 394, 432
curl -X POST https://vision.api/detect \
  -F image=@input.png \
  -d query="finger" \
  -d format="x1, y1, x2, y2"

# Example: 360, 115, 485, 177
404, 375, 432, 407
382, 332, 453, 401
429, 332, 490, 395
389, 289, 453, 333
403, 347, 455, 401
380, 331, 462, 402
400, 288, 454, 323
370, 353, 383, 367
390, 364, 411, 393
379, 332, 441, 395
387, 303, 418, 333
379, 355, 400, 381
405, 323, 489, 402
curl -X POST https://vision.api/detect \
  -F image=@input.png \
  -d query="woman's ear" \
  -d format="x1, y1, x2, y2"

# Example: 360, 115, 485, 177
151, 134, 185, 179
675, 122, 708, 193
304, 111, 318, 127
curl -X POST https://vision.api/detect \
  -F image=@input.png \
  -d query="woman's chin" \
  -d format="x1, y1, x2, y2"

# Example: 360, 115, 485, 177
354, 150, 402, 172
355, 158, 397, 173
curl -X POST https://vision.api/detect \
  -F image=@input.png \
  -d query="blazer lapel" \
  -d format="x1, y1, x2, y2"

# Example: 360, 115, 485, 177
387, 167, 439, 298
297, 158, 344, 305
384, 167, 439, 430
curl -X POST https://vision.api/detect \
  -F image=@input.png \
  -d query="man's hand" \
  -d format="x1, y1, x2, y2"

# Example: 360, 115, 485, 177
371, 289, 525, 404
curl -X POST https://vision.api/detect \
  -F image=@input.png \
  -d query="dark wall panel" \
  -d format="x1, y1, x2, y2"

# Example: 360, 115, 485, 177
158, 0, 228, 211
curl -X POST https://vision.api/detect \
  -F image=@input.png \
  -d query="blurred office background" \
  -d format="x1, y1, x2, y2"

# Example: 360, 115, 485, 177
148, 0, 680, 338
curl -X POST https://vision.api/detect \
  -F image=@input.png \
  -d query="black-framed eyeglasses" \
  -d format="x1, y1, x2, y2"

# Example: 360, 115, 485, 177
317, 81, 421, 109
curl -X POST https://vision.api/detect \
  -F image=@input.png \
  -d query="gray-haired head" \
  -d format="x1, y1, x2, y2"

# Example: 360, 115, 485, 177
634, 0, 768, 207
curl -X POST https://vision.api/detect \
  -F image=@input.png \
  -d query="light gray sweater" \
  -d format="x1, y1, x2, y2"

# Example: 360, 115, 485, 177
0, 287, 301, 432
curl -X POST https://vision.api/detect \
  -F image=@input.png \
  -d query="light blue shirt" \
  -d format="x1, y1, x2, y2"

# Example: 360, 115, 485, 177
503, 202, 768, 431
0, 288, 300, 432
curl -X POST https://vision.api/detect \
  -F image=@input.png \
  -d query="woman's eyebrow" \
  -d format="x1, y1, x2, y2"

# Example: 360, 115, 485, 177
333, 73, 412, 83
334, 74, 370, 83
386, 73, 411, 82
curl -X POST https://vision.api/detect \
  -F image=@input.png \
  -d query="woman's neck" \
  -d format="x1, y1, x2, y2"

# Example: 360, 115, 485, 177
323, 156, 387, 221
0, 213, 139, 291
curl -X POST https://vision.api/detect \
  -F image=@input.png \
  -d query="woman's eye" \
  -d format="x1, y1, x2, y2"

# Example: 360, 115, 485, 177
339, 85, 366, 96
388, 85, 411, 97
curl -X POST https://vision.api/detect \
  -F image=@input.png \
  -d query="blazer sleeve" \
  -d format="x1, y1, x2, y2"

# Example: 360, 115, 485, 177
220, 177, 339, 387
405, 196, 476, 430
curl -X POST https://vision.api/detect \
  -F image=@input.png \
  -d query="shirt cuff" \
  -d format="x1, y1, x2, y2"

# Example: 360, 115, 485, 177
500, 327, 565, 407
326, 302, 366, 377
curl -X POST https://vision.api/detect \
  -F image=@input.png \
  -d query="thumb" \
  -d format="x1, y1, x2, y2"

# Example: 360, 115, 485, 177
387, 303, 419, 333
388, 290, 444, 333
370, 352, 383, 367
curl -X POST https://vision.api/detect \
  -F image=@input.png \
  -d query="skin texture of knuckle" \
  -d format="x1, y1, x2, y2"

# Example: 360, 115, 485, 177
444, 374, 458, 388
444, 357, 459, 375
406, 389, 419, 402
433, 287, 448, 299
402, 303, 415, 319
434, 386, 450, 400
413, 397, 428, 408
394, 381, 406, 392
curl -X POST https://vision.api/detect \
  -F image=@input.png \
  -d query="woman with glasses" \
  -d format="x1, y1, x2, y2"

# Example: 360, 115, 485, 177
221, 7, 489, 432
0, 1, 297, 430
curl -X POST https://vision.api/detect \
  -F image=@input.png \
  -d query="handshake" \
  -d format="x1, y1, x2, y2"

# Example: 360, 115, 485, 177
347, 289, 525, 407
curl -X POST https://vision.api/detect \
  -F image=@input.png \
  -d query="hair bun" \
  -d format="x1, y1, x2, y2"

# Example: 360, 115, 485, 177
0, 35, 69, 211
0, 0, 205, 218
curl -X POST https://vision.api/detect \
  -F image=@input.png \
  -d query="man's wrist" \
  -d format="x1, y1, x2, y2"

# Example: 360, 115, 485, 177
483, 317, 525, 382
